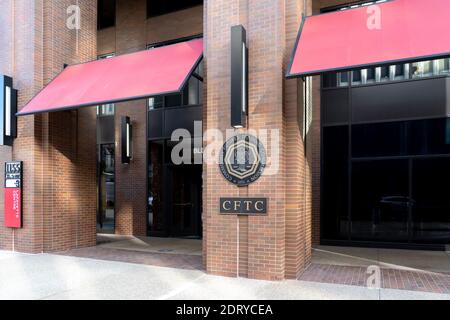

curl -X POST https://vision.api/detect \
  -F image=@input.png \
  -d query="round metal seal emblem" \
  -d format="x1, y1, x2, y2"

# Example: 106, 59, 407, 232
219, 134, 267, 186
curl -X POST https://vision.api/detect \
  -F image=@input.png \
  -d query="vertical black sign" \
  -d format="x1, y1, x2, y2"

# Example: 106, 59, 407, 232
231, 25, 248, 129
0, 75, 17, 147
121, 116, 132, 164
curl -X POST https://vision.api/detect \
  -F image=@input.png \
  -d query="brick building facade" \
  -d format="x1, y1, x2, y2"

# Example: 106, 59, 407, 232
1, 0, 449, 281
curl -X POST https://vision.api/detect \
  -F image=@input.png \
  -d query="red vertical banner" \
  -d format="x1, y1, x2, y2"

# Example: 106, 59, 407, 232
4, 188, 21, 228
4, 162, 22, 228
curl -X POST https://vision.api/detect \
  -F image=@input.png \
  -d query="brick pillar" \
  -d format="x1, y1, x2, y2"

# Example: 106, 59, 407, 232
0, 0, 97, 253
115, 100, 147, 237
0, 0, 14, 250
204, 0, 312, 280
113, 0, 148, 237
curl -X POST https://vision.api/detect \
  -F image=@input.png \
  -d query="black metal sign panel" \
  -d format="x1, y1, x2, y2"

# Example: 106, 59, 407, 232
5, 161, 22, 188
231, 25, 248, 128
219, 134, 266, 187
220, 198, 267, 215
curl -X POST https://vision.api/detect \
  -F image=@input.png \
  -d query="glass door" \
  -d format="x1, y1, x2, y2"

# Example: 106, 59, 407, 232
168, 165, 202, 238
97, 144, 115, 233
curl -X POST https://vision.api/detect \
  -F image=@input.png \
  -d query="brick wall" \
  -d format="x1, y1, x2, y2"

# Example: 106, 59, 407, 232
203, 0, 312, 280
0, 0, 97, 253
0, 0, 14, 250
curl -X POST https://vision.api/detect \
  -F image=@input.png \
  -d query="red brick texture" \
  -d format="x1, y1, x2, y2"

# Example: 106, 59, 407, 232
203, 0, 313, 280
301, 263, 450, 295
0, 0, 97, 253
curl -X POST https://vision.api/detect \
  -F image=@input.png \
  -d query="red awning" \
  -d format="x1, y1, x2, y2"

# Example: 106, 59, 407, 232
18, 38, 203, 115
287, 0, 450, 77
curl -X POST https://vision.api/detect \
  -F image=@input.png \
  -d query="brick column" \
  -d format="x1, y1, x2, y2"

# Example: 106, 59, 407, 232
204, 0, 312, 280
0, 0, 14, 250
0, 0, 97, 253
284, 0, 313, 279
113, 0, 148, 237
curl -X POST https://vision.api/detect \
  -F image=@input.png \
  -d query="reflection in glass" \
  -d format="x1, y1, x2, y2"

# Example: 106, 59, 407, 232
148, 96, 163, 110
412, 158, 450, 244
97, 144, 115, 232
338, 72, 349, 87
322, 116, 450, 246
322, 126, 349, 240
412, 61, 433, 78
352, 70, 362, 85
148, 141, 164, 233
352, 122, 407, 158
351, 160, 410, 242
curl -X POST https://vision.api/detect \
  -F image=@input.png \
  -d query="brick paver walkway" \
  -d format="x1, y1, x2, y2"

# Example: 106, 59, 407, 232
57, 245, 450, 295
57, 247, 203, 271
300, 263, 450, 294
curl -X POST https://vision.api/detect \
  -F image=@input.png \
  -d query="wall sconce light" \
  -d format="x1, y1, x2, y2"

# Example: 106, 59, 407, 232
231, 25, 248, 129
121, 116, 132, 164
0, 75, 17, 146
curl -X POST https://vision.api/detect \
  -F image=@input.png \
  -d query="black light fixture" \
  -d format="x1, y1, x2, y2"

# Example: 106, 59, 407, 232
231, 25, 248, 129
0, 75, 17, 146
121, 116, 132, 164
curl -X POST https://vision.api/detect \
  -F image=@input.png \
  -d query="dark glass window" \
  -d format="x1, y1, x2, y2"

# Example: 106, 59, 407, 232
338, 72, 349, 87
98, 0, 116, 30
351, 160, 410, 242
148, 141, 165, 234
412, 158, 450, 244
351, 70, 362, 85
408, 118, 450, 155
147, 0, 203, 18
380, 66, 389, 82
323, 116, 450, 246
322, 73, 337, 88
322, 126, 349, 240
184, 63, 203, 105
148, 96, 164, 110
394, 64, 404, 78
97, 104, 115, 117
352, 121, 407, 158
366, 68, 376, 83
165, 94, 182, 108
320, 0, 450, 248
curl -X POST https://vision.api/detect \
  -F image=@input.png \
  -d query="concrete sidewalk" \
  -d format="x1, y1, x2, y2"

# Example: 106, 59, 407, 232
0, 250, 449, 300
